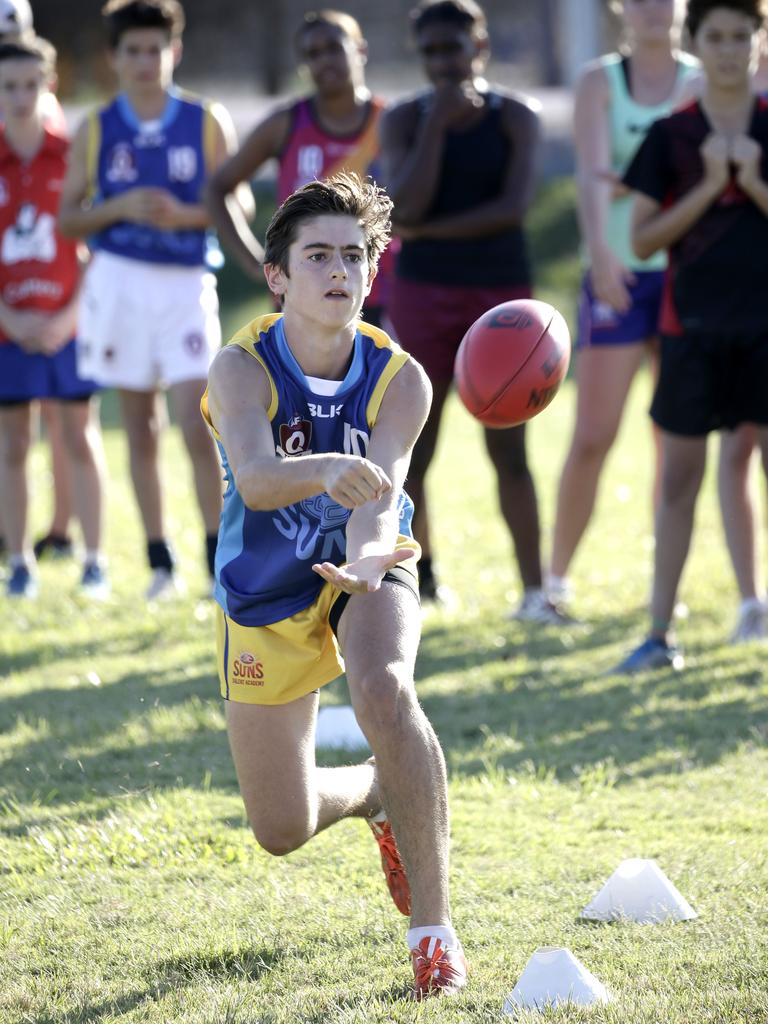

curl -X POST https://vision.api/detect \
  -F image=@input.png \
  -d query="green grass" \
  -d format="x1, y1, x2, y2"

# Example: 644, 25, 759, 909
1, 178, 767, 1022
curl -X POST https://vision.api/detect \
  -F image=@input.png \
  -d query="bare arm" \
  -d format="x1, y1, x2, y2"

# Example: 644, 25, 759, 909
345, 358, 431, 561
312, 357, 432, 593
205, 108, 291, 279
207, 101, 255, 222
631, 134, 728, 260
207, 345, 392, 511
396, 97, 540, 240
58, 117, 136, 237
732, 134, 768, 216
380, 94, 452, 225
573, 64, 615, 263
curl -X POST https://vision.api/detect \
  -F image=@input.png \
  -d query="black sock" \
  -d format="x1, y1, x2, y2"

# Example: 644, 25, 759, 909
206, 533, 218, 577
147, 539, 174, 572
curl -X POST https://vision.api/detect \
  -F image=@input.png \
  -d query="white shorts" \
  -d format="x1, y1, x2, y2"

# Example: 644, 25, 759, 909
77, 250, 221, 390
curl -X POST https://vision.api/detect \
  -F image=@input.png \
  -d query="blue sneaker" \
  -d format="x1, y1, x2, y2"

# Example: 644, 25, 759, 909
613, 637, 684, 674
7, 563, 38, 599
81, 562, 110, 600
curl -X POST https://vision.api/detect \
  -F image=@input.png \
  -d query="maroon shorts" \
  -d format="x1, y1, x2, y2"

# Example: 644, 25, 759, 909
388, 277, 533, 382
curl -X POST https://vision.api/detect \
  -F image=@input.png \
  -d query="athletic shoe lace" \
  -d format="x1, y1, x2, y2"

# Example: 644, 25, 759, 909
412, 938, 463, 992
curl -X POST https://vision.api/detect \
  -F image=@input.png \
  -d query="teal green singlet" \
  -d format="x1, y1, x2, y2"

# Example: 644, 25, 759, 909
601, 52, 699, 271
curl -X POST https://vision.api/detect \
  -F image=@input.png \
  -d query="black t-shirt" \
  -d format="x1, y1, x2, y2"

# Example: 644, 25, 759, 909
624, 97, 768, 335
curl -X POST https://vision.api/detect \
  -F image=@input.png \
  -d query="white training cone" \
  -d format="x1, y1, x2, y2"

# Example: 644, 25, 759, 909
315, 705, 369, 750
503, 947, 610, 1012
580, 858, 698, 924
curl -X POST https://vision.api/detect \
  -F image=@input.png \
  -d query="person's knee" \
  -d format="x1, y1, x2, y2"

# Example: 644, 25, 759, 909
180, 415, 216, 459
61, 422, 96, 465
485, 429, 530, 478
1, 430, 29, 467
248, 813, 311, 857
661, 461, 704, 505
127, 418, 160, 459
571, 423, 616, 464
351, 665, 414, 740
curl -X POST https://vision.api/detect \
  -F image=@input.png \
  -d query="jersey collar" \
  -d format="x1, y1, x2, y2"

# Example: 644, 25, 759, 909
116, 85, 182, 133
274, 316, 363, 395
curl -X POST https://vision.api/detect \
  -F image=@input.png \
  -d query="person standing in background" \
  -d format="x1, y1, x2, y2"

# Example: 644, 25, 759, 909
59, 0, 250, 600
549, 0, 765, 641
382, 0, 559, 620
206, 9, 394, 328
0, 36, 106, 599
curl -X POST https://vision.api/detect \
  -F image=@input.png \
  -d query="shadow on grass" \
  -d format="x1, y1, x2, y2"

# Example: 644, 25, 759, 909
2, 599, 766, 813
418, 610, 768, 784
27, 946, 284, 1024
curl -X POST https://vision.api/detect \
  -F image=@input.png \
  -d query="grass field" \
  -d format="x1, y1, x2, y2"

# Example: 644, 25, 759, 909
1, 180, 767, 1023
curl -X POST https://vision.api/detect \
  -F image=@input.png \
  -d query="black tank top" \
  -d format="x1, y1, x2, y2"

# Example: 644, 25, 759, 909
396, 92, 531, 287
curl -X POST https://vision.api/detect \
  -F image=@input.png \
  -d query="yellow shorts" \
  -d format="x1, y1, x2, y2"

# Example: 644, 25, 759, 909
216, 541, 420, 706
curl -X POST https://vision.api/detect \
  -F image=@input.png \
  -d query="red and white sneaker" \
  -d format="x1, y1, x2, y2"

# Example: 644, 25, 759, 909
410, 935, 468, 998
368, 817, 411, 916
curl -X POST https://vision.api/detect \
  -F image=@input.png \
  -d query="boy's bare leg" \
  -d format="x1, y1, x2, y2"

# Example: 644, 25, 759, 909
339, 584, 451, 927
226, 691, 380, 856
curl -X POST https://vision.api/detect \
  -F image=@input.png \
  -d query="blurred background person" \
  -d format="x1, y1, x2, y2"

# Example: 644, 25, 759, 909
59, 0, 249, 600
381, 0, 560, 620
206, 8, 394, 328
0, 36, 106, 599
0, 0, 75, 566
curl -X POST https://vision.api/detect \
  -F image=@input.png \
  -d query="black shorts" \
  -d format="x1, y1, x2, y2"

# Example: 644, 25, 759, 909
329, 564, 420, 638
651, 332, 768, 436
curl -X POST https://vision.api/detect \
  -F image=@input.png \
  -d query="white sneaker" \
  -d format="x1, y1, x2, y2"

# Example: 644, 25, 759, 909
546, 573, 573, 608
509, 587, 571, 625
730, 598, 768, 643
145, 568, 185, 602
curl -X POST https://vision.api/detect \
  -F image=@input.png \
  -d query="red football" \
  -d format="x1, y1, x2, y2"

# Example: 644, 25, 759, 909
454, 299, 571, 428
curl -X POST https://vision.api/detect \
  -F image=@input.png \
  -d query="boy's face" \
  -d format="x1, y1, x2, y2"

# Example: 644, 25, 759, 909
110, 27, 179, 93
693, 7, 761, 87
0, 57, 47, 121
265, 214, 374, 329
297, 23, 366, 97
415, 21, 485, 87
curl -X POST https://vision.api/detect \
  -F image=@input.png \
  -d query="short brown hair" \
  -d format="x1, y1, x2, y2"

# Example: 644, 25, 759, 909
686, 0, 767, 36
295, 9, 364, 49
264, 172, 392, 275
410, 0, 487, 37
0, 34, 56, 76
101, 0, 185, 49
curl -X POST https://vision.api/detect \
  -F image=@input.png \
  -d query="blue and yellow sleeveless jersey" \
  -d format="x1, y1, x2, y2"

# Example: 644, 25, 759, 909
201, 314, 416, 626
86, 86, 218, 266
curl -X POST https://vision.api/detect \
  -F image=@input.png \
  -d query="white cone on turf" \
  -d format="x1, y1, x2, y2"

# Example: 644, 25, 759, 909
315, 705, 369, 750
580, 858, 698, 924
503, 947, 610, 1012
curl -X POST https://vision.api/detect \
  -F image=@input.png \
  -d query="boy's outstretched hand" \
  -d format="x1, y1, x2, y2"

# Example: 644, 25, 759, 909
312, 548, 417, 594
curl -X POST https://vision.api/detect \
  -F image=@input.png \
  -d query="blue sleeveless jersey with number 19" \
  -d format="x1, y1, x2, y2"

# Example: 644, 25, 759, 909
88, 87, 211, 266
201, 314, 416, 627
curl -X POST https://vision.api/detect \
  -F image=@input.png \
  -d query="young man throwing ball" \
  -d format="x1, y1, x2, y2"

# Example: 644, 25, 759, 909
201, 172, 467, 998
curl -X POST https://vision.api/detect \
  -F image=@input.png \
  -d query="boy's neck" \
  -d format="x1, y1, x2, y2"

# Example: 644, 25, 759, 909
121, 84, 171, 121
281, 309, 357, 380
702, 79, 754, 115
3, 114, 44, 160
